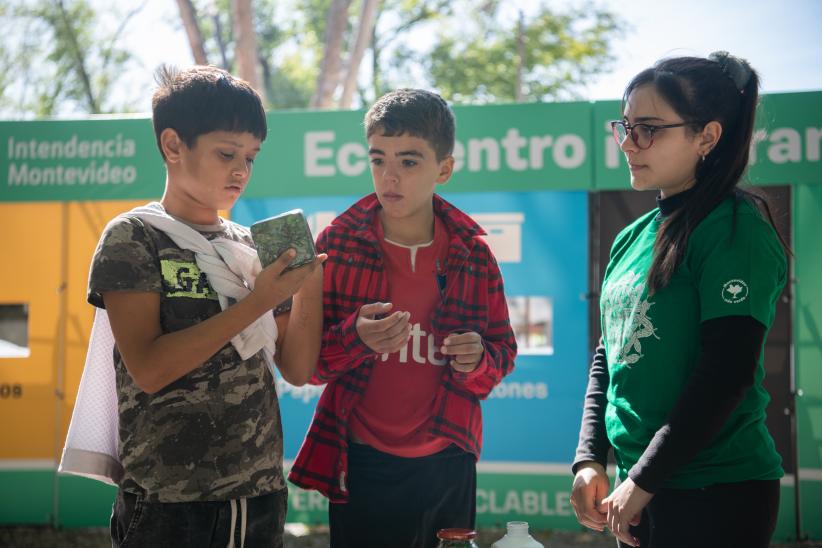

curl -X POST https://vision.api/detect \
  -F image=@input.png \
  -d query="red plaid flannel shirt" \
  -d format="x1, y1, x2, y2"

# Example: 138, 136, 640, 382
287, 193, 517, 502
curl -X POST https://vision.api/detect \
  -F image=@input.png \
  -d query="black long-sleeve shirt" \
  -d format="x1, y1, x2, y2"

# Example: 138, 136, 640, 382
572, 316, 765, 493
573, 189, 770, 492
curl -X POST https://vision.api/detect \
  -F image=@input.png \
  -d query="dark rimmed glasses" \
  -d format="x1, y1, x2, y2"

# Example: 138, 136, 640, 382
610, 120, 690, 150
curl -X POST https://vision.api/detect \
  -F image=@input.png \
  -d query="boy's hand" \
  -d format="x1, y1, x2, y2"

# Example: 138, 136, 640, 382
253, 249, 323, 310
294, 252, 328, 296
442, 331, 484, 372
356, 302, 411, 354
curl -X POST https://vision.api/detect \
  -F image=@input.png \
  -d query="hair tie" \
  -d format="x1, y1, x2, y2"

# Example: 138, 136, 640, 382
708, 51, 752, 93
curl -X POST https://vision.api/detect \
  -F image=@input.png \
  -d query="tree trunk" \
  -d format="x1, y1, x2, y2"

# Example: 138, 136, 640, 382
232, 0, 263, 96
213, 12, 230, 70
175, 0, 209, 65
339, 0, 379, 108
311, 0, 352, 108
55, 0, 99, 112
371, 10, 381, 101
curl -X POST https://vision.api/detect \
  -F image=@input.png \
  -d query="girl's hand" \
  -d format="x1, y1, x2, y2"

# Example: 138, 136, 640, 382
570, 462, 610, 532
601, 477, 653, 547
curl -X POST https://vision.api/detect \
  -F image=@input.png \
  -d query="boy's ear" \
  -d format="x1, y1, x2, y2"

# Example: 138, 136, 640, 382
435, 155, 455, 185
160, 128, 184, 163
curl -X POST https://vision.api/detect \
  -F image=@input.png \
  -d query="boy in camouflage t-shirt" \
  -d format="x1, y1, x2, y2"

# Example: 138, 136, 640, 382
90, 66, 326, 547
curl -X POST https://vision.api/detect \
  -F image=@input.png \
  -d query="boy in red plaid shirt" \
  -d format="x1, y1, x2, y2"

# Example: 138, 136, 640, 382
289, 88, 517, 547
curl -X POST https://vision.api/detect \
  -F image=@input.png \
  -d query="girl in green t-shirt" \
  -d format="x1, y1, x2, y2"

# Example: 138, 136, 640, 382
570, 52, 790, 548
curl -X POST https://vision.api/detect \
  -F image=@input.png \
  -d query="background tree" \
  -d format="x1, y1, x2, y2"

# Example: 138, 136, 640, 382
339, 0, 378, 108
311, 0, 353, 107
173, 0, 458, 110
0, 0, 623, 117
340, 0, 621, 105
0, 0, 142, 117
368, 0, 453, 102
171, 0, 314, 108
175, 0, 208, 65
424, 2, 622, 103
233, 0, 262, 91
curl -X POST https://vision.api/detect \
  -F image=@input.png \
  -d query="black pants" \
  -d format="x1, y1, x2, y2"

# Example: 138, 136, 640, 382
110, 488, 287, 548
618, 478, 780, 548
329, 443, 476, 548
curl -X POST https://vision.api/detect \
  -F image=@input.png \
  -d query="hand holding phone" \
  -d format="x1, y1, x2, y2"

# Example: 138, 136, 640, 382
251, 209, 317, 271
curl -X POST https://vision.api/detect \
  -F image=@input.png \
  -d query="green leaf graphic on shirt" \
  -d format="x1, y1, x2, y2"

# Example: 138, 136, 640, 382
602, 270, 660, 367
161, 259, 218, 300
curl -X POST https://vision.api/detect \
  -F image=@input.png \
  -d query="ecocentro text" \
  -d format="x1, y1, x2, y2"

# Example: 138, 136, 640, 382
304, 129, 587, 177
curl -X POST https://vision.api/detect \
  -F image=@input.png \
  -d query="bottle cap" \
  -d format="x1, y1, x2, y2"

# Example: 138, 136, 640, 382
507, 521, 529, 535
437, 528, 478, 540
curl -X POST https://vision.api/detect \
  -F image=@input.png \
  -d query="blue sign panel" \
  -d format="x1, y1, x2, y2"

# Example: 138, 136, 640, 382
233, 190, 589, 465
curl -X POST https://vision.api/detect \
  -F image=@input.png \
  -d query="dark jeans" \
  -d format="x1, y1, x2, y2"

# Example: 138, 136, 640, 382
329, 443, 476, 548
110, 488, 287, 548
617, 478, 780, 548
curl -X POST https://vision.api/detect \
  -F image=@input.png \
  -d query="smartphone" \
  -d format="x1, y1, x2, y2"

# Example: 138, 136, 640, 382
251, 209, 316, 271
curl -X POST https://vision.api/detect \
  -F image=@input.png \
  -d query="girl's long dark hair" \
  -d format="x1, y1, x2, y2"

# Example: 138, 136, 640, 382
624, 54, 789, 293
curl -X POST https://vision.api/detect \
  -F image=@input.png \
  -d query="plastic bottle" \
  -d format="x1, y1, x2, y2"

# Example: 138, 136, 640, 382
436, 528, 479, 548
490, 521, 544, 548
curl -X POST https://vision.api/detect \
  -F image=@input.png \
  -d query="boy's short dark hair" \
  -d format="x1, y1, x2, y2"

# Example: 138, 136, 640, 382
364, 88, 455, 161
151, 65, 267, 160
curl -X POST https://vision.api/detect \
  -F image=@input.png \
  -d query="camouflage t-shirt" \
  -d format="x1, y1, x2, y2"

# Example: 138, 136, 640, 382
88, 207, 285, 503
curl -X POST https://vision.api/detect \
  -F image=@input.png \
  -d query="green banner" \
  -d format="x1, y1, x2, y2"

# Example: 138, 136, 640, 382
283, 471, 804, 540
247, 101, 593, 198
0, 468, 816, 540
752, 92, 822, 185
0, 117, 165, 202
2, 91, 820, 202
283, 471, 578, 529
593, 91, 822, 189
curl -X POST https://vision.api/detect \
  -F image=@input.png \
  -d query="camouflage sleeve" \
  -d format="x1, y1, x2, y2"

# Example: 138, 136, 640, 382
87, 216, 163, 309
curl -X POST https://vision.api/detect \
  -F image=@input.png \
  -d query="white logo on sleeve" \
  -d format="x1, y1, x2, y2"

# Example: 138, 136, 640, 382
722, 279, 749, 303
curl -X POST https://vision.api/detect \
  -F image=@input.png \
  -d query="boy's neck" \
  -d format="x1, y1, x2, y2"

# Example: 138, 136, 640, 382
161, 188, 221, 226
378, 209, 435, 246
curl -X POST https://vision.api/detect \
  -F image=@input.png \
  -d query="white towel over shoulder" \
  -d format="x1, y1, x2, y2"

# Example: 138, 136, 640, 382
59, 203, 277, 485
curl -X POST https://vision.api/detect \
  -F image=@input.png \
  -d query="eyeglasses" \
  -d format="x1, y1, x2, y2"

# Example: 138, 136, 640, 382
610, 120, 691, 150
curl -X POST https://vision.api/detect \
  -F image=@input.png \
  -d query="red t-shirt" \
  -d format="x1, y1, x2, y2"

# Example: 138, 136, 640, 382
348, 216, 453, 457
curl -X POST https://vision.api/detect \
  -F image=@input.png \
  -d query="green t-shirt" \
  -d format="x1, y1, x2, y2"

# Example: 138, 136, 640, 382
600, 196, 786, 489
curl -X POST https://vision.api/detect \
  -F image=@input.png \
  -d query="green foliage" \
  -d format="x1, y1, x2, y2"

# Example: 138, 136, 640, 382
0, 0, 623, 116
0, 0, 137, 118
261, 0, 327, 108
425, 2, 623, 104
189, 0, 320, 109
190, 0, 459, 109
370, 0, 453, 99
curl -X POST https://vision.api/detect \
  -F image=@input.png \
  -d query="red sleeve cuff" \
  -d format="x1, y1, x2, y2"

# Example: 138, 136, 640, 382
450, 343, 489, 383
340, 308, 375, 359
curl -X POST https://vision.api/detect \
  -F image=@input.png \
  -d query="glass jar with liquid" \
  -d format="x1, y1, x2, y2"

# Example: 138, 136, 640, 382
436, 528, 479, 548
